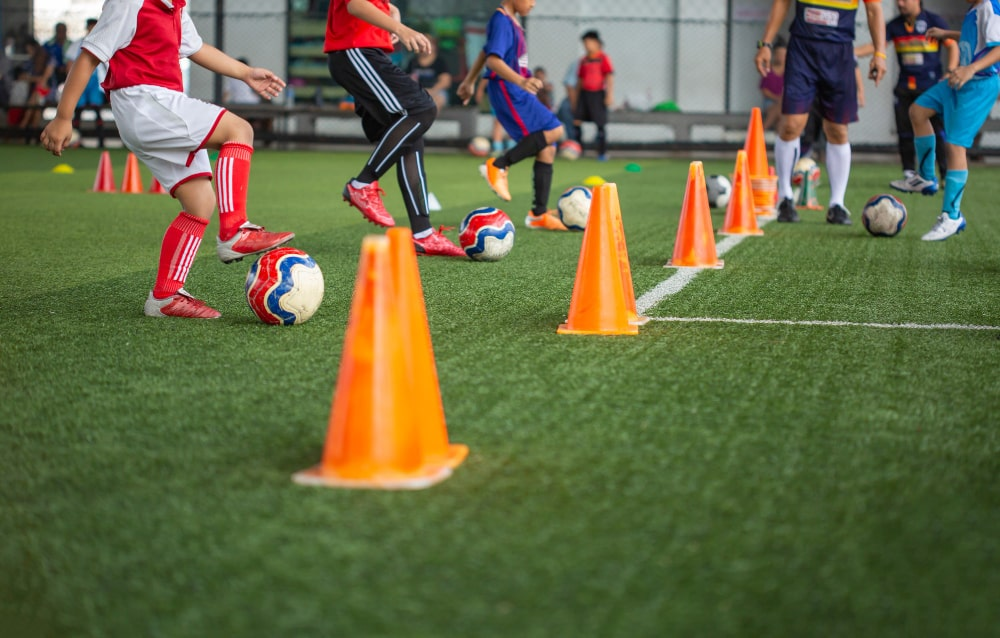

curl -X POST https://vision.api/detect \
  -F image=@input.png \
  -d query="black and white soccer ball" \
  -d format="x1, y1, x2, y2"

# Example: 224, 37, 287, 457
705, 174, 732, 208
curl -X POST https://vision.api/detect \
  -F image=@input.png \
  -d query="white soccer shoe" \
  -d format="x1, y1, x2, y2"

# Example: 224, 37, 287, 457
890, 173, 938, 196
921, 213, 966, 241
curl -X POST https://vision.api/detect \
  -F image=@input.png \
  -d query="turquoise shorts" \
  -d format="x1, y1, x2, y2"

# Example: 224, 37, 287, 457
916, 74, 1000, 148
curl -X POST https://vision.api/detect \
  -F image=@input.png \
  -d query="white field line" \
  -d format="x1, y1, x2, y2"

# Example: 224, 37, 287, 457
634, 218, 999, 332
648, 316, 1000, 331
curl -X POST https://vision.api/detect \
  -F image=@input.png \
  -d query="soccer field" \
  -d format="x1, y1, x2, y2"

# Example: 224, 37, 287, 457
1, 145, 998, 637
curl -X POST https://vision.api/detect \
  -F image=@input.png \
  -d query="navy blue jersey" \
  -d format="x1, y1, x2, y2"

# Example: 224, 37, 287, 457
790, 0, 879, 43
887, 11, 950, 92
483, 8, 529, 81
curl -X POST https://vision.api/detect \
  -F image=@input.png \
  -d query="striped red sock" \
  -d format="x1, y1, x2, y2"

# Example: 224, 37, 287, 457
152, 212, 209, 298
216, 142, 254, 241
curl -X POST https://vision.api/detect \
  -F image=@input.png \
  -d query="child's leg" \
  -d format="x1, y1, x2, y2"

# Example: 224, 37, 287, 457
395, 138, 433, 236
354, 108, 436, 185
942, 143, 968, 220
530, 126, 563, 216
205, 112, 255, 240
154, 178, 213, 298
910, 103, 938, 182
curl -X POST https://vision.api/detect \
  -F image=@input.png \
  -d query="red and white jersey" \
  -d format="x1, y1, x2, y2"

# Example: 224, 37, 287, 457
82, 0, 203, 93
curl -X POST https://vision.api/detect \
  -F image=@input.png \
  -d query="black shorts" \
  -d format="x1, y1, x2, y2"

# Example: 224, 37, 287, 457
327, 48, 436, 142
575, 90, 608, 126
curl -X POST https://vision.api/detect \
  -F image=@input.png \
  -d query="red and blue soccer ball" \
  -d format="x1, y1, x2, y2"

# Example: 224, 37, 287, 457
245, 247, 325, 325
459, 207, 515, 261
861, 194, 908, 237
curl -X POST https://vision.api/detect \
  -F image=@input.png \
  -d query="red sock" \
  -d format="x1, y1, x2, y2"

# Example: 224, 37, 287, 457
153, 212, 209, 299
216, 142, 254, 240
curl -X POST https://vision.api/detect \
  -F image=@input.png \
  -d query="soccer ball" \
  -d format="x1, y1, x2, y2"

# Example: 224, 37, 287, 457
705, 174, 732, 208
459, 207, 515, 261
861, 194, 907, 237
557, 186, 593, 230
245, 247, 325, 324
792, 157, 820, 186
559, 140, 582, 160
468, 136, 490, 157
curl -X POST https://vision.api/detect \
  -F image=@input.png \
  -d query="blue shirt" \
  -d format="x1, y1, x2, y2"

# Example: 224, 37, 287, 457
960, 0, 1000, 77
791, 0, 870, 43
483, 9, 529, 81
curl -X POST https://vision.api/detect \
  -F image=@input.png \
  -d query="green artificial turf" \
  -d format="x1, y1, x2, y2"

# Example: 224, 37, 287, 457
1, 145, 998, 637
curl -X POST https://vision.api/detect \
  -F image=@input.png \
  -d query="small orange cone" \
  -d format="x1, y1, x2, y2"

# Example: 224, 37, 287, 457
148, 177, 167, 195
558, 182, 638, 335
604, 183, 649, 326
666, 162, 724, 269
92, 150, 116, 192
293, 234, 466, 490
721, 150, 764, 236
743, 106, 770, 178
120, 152, 144, 193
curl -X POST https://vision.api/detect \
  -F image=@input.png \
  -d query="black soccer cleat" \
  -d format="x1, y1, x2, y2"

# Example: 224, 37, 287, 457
777, 197, 799, 223
826, 204, 852, 225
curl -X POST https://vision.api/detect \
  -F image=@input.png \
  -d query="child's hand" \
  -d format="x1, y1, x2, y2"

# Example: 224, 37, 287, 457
926, 27, 946, 41
868, 56, 886, 86
246, 67, 286, 100
947, 66, 974, 90
520, 76, 542, 94
39, 118, 73, 157
456, 80, 475, 105
395, 26, 431, 54
755, 47, 772, 77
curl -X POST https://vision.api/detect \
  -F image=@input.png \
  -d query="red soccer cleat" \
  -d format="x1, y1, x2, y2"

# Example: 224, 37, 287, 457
216, 222, 295, 264
413, 229, 466, 257
144, 289, 221, 319
343, 181, 396, 227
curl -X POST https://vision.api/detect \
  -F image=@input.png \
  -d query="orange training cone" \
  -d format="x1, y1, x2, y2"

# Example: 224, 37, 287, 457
558, 182, 638, 335
743, 106, 769, 178
604, 183, 649, 326
148, 177, 167, 195
92, 150, 116, 192
120, 152, 144, 193
666, 162, 723, 269
293, 234, 466, 490
721, 150, 764, 236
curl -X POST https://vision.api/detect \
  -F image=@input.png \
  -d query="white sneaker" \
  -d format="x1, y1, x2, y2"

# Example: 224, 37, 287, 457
921, 213, 966, 241
890, 173, 938, 195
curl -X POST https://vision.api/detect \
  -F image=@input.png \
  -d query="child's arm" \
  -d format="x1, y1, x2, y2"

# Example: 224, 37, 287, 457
39, 49, 100, 156
755, 0, 793, 76
863, 0, 887, 85
926, 28, 961, 43
346, 0, 430, 54
457, 50, 487, 104
189, 44, 286, 100
855, 65, 865, 107
946, 45, 1000, 90
485, 56, 543, 95
604, 73, 614, 107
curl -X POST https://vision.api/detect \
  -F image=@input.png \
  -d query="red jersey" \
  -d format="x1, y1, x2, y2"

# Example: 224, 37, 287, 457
82, 0, 202, 93
578, 52, 613, 92
325, 0, 393, 53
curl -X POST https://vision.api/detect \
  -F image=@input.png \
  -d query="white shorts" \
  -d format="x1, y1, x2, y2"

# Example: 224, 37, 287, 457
110, 85, 226, 195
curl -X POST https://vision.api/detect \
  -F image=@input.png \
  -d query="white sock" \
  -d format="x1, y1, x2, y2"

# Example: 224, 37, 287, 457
775, 137, 800, 201
826, 142, 851, 208
413, 228, 433, 239
351, 179, 370, 189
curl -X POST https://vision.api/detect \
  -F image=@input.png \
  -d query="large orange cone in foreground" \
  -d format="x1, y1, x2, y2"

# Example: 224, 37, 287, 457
605, 183, 649, 326
558, 182, 638, 335
92, 150, 116, 192
293, 233, 466, 490
666, 162, 724, 269
743, 106, 769, 178
120, 152, 144, 193
720, 150, 764, 236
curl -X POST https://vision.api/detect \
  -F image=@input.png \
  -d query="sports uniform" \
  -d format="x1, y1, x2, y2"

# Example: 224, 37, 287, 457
476, 7, 565, 230
904, 0, 1000, 241
59, 0, 294, 318
325, 0, 463, 256
886, 9, 951, 177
